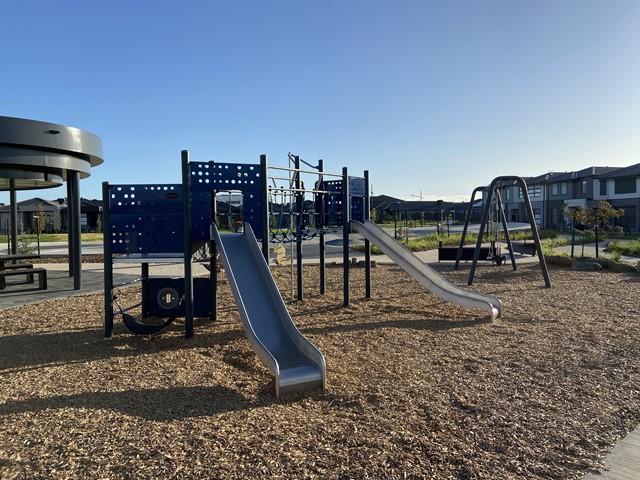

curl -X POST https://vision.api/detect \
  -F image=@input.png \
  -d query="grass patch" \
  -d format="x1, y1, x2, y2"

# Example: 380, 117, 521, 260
355, 233, 480, 255
605, 239, 640, 257
12, 233, 104, 243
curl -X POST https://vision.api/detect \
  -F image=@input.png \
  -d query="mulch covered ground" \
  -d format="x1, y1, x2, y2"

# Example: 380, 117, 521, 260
1, 263, 639, 479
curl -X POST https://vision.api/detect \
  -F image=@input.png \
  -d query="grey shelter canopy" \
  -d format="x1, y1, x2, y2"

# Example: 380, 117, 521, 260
0, 116, 103, 289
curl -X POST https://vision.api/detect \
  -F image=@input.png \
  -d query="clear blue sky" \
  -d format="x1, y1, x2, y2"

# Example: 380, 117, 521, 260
1, 0, 639, 204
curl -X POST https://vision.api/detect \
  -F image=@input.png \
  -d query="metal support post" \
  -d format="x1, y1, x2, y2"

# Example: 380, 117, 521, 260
182, 150, 194, 337
342, 166, 350, 307
9, 181, 17, 255
295, 155, 303, 301
102, 182, 114, 337
318, 159, 326, 295
260, 154, 270, 262
68, 171, 82, 289
364, 170, 372, 299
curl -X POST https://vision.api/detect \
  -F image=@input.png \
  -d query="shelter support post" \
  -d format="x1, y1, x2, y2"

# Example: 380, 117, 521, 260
68, 171, 82, 290
9, 181, 17, 255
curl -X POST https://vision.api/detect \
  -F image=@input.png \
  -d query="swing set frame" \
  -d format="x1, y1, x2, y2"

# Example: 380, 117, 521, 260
455, 176, 551, 287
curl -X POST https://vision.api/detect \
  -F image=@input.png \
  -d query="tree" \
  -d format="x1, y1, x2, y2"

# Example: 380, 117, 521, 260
36, 204, 47, 234
562, 200, 624, 257
586, 200, 624, 237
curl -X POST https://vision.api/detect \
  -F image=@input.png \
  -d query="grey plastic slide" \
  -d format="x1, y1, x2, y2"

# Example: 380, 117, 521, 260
211, 222, 326, 398
351, 220, 502, 320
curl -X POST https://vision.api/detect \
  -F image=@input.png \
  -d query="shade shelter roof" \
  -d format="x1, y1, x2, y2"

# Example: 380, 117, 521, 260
0, 116, 103, 290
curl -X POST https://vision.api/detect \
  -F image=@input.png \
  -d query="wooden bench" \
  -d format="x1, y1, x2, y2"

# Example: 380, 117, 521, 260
1, 262, 35, 282
0, 268, 47, 290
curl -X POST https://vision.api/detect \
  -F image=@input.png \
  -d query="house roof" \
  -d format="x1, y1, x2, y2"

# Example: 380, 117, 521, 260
0, 197, 61, 212
596, 163, 640, 179
550, 166, 620, 182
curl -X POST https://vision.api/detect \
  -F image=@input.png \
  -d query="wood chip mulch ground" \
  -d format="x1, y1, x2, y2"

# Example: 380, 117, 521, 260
1, 263, 639, 479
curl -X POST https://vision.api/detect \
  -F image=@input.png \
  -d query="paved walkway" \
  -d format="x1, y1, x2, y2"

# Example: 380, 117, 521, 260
582, 427, 640, 479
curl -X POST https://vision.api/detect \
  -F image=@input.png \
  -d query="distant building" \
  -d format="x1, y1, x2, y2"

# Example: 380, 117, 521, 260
0, 198, 103, 234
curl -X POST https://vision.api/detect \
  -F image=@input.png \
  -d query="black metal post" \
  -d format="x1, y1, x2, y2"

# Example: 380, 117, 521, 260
364, 170, 371, 299
519, 180, 551, 287
318, 159, 326, 295
595, 206, 599, 258
394, 210, 398, 239
295, 155, 303, 301
210, 166, 218, 321
69, 171, 82, 289
9, 181, 17, 255
455, 186, 485, 270
260, 154, 270, 262
141, 263, 149, 317
182, 150, 194, 338
468, 188, 492, 285
342, 167, 350, 307
496, 189, 516, 270
66, 179, 74, 278
102, 182, 114, 337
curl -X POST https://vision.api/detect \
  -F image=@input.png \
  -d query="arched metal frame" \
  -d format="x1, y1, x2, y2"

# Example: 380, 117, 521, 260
466, 176, 551, 288
0, 116, 103, 290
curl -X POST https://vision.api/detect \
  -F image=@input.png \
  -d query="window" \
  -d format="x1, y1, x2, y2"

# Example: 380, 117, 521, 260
581, 180, 588, 195
533, 209, 541, 226
561, 183, 567, 195
530, 186, 542, 198
615, 178, 637, 194
600, 181, 607, 196
518, 188, 523, 199
552, 184, 558, 196
505, 189, 510, 201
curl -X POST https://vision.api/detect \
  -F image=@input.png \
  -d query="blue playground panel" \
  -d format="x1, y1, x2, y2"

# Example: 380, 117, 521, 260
108, 184, 185, 254
145, 277, 213, 318
190, 161, 264, 240
349, 176, 366, 222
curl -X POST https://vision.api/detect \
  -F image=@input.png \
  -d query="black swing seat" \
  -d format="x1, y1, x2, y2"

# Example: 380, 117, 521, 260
122, 314, 176, 335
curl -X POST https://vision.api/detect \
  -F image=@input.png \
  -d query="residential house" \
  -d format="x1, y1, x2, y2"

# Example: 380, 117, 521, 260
0, 197, 103, 235
0, 197, 63, 235
594, 163, 640, 232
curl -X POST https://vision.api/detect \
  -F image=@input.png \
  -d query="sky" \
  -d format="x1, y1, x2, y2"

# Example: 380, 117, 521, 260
1, 0, 639, 205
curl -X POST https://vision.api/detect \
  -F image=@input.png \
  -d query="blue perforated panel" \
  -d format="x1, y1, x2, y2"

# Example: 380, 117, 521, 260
321, 180, 343, 227
191, 190, 213, 241
109, 184, 185, 254
206, 161, 264, 239
203, 162, 262, 192
349, 176, 366, 222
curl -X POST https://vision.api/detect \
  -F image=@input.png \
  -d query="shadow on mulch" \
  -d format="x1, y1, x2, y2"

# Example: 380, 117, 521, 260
0, 385, 254, 420
0, 323, 245, 373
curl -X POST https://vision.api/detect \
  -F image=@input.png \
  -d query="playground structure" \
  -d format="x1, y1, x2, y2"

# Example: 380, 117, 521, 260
102, 151, 503, 397
455, 176, 551, 287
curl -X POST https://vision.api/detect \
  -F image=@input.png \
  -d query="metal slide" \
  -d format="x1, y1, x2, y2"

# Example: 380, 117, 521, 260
351, 220, 502, 320
211, 222, 326, 398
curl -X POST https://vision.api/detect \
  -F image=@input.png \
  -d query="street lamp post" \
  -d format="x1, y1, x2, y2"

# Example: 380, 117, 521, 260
411, 191, 423, 226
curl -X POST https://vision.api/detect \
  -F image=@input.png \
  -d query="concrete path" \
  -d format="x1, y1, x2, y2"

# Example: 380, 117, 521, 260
582, 427, 640, 479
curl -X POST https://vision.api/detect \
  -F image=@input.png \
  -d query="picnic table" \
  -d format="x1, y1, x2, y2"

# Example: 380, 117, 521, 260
0, 254, 47, 290
0, 253, 41, 268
